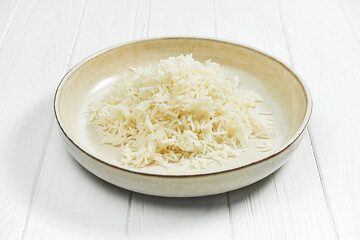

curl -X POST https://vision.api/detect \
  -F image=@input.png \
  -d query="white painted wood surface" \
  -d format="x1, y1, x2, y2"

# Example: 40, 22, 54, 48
277, 0, 360, 239
0, 0, 359, 239
0, 1, 85, 239
216, 1, 337, 239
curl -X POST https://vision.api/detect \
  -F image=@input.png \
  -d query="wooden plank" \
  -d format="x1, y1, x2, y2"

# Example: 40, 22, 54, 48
147, 0, 215, 37
216, 0, 337, 239
127, 1, 233, 240
0, 0, 22, 47
128, 193, 232, 240
69, 0, 148, 64
23, 126, 131, 239
215, 0, 289, 62
227, 136, 336, 239
0, 1, 86, 239
277, 0, 360, 238
341, 0, 360, 45
21, 0, 148, 239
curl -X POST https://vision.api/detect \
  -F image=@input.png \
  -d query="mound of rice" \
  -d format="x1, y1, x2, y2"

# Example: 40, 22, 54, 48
88, 54, 273, 169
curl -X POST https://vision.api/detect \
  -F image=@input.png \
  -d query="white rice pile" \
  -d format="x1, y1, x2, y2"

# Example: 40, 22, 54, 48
88, 54, 273, 169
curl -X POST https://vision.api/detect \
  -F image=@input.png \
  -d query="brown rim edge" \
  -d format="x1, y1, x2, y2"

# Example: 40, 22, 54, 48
54, 37, 313, 179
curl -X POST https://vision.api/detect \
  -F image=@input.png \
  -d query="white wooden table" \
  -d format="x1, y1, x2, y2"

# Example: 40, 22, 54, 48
1, 0, 359, 239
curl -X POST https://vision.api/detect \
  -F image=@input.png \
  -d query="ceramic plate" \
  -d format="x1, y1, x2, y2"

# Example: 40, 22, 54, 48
54, 37, 312, 197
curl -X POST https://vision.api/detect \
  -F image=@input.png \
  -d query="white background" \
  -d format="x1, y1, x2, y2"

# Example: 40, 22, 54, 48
0, 0, 359, 239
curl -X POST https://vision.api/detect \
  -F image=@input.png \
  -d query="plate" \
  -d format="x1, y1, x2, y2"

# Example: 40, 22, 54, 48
54, 37, 312, 197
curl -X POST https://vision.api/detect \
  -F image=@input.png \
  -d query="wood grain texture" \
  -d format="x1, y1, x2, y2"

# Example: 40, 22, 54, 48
23, 126, 130, 239
216, 0, 337, 239
277, 0, 360, 238
0, 0, 22, 48
21, 0, 148, 239
341, 0, 360, 45
0, 1, 86, 239
147, 0, 215, 37
128, 193, 232, 240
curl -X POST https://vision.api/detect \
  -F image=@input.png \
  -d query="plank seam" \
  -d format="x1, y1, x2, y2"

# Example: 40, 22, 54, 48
141, 0, 151, 37
0, 0, 25, 52
66, 0, 88, 69
272, 176, 289, 240
145, 0, 151, 38
125, 192, 133, 236
19, 1, 88, 238
308, 128, 340, 240
227, 193, 235, 240
20, 118, 55, 240
213, 0, 218, 37
273, 0, 294, 66
131, 0, 140, 38
337, 0, 360, 48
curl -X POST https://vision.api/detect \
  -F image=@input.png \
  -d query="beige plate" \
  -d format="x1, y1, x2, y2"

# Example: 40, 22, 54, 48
54, 37, 312, 197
